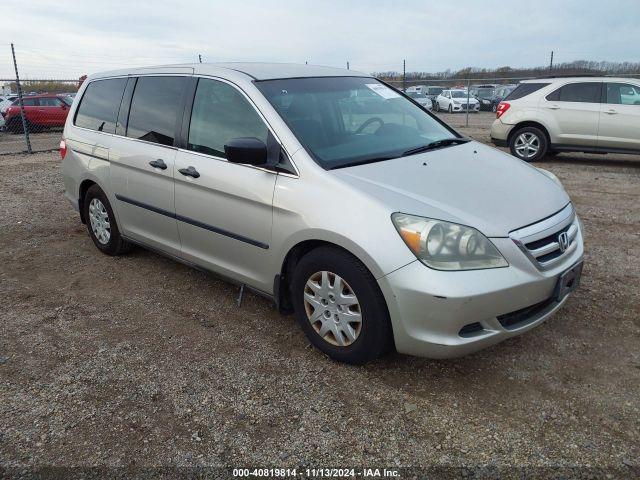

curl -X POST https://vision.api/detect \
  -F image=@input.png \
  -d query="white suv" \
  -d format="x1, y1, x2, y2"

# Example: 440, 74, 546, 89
491, 77, 640, 162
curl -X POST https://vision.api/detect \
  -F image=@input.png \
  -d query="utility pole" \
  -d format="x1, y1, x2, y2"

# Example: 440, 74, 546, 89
11, 43, 31, 154
198, 54, 202, 63
549, 51, 554, 74
402, 59, 406, 92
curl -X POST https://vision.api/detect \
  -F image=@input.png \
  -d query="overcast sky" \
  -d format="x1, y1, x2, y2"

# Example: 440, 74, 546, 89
3, 0, 639, 79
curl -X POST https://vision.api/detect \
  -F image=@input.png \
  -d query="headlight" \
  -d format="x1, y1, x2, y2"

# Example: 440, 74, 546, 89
453, 100, 460, 105
391, 213, 508, 271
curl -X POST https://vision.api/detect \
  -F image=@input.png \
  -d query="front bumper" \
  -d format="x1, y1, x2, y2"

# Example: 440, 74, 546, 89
378, 226, 584, 358
452, 104, 480, 112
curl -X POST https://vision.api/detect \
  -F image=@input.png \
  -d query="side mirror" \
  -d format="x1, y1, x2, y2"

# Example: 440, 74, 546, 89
224, 137, 268, 166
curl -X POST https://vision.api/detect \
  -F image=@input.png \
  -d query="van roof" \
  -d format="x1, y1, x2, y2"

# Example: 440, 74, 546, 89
92, 62, 368, 81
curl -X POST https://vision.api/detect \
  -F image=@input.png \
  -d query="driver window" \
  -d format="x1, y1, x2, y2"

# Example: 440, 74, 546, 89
188, 78, 269, 158
606, 83, 640, 105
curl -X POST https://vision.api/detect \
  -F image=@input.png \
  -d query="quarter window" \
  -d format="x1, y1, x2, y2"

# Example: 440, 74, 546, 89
545, 82, 601, 103
75, 78, 127, 133
505, 83, 550, 100
188, 78, 268, 158
605, 83, 640, 105
127, 76, 186, 146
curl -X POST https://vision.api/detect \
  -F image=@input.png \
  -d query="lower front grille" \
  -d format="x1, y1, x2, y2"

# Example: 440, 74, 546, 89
497, 297, 557, 330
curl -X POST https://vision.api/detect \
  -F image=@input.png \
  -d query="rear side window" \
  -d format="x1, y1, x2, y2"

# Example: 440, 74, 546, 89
545, 82, 601, 103
505, 83, 550, 100
13, 98, 37, 106
127, 76, 186, 146
75, 78, 127, 133
187, 78, 268, 158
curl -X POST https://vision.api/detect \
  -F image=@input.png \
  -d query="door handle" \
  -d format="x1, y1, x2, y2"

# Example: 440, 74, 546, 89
548, 105, 560, 110
178, 166, 200, 178
149, 159, 167, 170
604, 109, 618, 115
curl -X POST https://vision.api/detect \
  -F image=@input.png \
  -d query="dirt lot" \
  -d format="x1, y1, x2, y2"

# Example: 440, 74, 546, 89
1, 125, 639, 476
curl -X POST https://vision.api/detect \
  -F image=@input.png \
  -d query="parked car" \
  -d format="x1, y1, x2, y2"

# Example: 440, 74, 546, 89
4, 94, 71, 132
61, 63, 583, 364
406, 91, 433, 109
405, 85, 426, 94
491, 77, 640, 162
0, 95, 18, 116
488, 84, 517, 112
470, 86, 496, 111
434, 89, 480, 113
424, 86, 444, 104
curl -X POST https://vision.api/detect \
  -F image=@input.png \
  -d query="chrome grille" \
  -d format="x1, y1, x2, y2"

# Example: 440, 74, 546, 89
509, 204, 579, 270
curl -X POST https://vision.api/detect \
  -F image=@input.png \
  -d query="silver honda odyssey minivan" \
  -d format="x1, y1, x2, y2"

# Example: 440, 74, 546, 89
61, 63, 584, 364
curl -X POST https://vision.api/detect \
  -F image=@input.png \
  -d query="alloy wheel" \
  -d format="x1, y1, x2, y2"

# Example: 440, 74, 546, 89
514, 132, 540, 159
88, 198, 111, 245
303, 271, 362, 347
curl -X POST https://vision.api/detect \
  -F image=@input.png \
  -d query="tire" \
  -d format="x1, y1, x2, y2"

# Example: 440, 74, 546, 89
83, 184, 132, 255
491, 103, 497, 113
291, 246, 392, 364
448, 104, 453, 113
434, 102, 440, 112
509, 126, 548, 162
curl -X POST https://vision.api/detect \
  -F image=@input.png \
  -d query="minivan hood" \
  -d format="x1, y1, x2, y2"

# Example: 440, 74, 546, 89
332, 141, 570, 237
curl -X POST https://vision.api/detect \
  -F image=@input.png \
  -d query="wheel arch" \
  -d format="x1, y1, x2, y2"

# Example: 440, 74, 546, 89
508, 121, 552, 147
78, 179, 99, 224
274, 237, 385, 315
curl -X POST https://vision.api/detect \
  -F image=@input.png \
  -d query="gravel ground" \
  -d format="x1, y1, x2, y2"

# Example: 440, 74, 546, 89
1, 129, 639, 477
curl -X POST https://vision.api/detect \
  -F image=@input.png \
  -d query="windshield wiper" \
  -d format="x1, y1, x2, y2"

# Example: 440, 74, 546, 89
402, 137, 471, 157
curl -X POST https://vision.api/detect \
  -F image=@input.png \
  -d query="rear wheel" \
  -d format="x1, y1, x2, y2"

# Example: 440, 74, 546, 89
448, 104, 453, 113
291, 246, 392, 364
491, 103, 498, 113
434, 102, 440, 112
509, 126, 548, 162
83, 184, 132, 255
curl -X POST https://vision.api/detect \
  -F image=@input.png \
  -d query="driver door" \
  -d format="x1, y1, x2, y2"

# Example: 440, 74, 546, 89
174, 77, 277, 292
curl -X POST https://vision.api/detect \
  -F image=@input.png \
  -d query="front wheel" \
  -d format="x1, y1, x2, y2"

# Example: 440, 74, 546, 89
434, 102, 440, 112
448, 104, 453, 113
509, 126, 548, 162
291, 247, 392, 364
491, 103, 498, 113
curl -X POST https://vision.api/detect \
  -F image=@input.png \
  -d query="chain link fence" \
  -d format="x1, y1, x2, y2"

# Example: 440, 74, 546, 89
1, 78, 80, 154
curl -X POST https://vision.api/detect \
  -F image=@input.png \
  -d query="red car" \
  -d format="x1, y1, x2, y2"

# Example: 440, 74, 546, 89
4, 94, 72, 133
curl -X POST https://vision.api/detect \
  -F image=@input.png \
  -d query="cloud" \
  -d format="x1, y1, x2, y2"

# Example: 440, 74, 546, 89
3, 0, 639, 79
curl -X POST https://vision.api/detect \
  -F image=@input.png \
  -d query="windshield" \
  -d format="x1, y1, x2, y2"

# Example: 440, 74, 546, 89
408, 92, 426, 98
61, 96, 73, 106
427, 87, 443, 95
450, 90, 469, 98
256, 77, 454, 169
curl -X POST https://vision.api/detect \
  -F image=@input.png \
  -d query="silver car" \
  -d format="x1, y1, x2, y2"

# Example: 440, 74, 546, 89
61, 63, 584, 364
